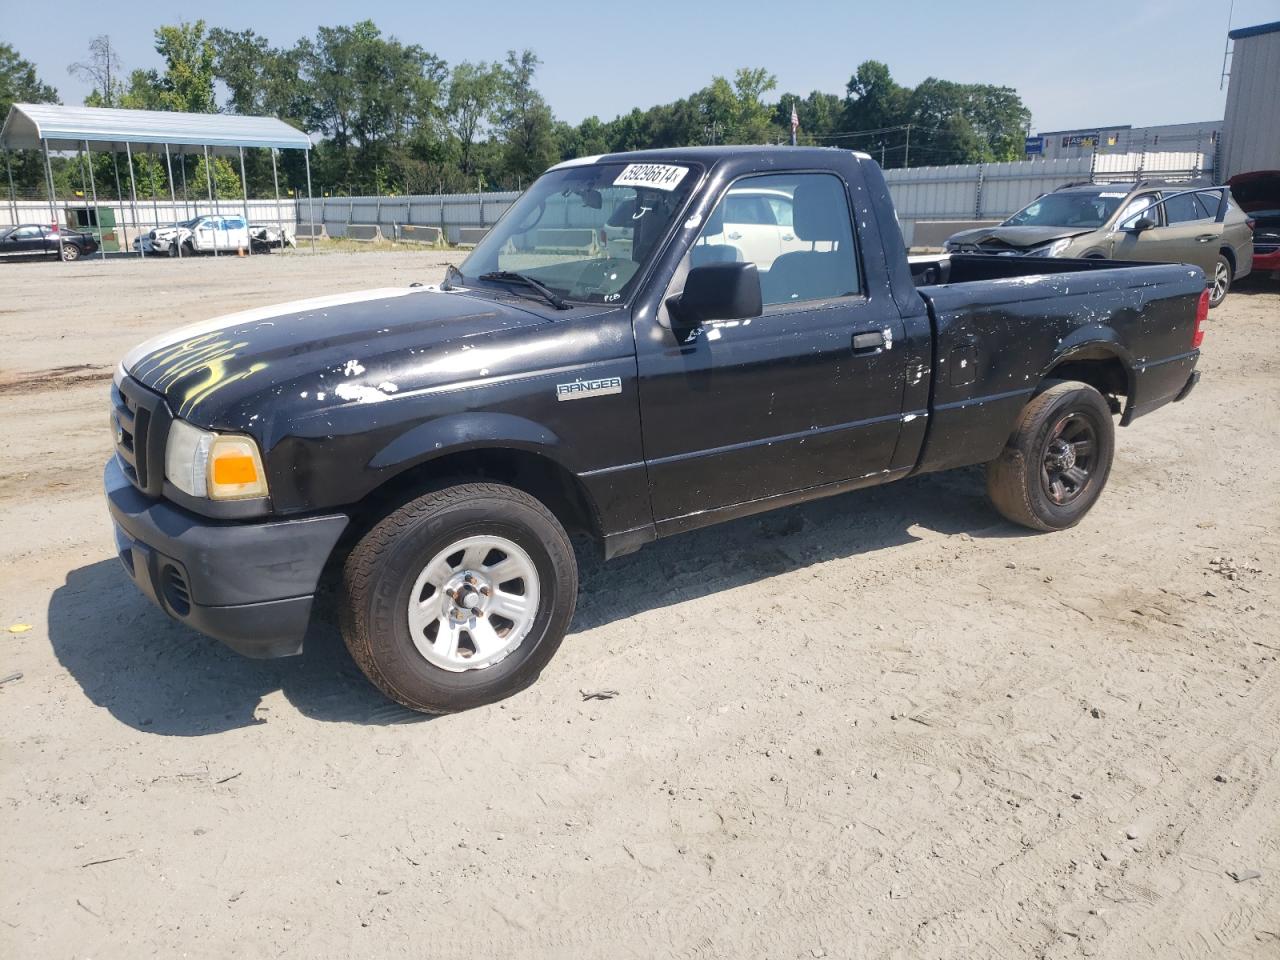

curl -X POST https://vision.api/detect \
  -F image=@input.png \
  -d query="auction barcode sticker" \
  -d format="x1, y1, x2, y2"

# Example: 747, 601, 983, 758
613, 163, 690, 191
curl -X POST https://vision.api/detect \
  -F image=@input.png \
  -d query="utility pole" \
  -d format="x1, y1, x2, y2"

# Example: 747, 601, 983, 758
903, 124, 911, 169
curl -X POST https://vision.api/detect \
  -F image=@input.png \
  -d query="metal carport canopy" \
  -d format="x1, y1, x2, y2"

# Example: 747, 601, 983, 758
0, 103, 311, 154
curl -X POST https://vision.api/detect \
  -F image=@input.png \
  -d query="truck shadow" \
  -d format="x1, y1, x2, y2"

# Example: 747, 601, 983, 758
572, 467, 1018, 631
48, 466, 1018, 736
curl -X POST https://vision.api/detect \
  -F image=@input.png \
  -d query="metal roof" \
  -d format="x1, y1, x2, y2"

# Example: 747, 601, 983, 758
1229, 20, 1280, 40
1, 103, 312, 153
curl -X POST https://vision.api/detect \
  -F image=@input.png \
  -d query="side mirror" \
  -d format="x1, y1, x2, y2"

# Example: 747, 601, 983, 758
666, 261, 763, 330
1131, 217, 1155, 233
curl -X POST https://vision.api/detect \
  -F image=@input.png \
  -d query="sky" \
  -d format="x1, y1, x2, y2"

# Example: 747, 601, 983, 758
5, 0, 1279, 132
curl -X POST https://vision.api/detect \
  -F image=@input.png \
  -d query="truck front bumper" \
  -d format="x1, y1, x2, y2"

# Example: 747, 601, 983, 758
105, 458, 349, 658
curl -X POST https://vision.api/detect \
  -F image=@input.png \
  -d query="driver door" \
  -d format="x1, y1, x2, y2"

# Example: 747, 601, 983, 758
195, 218, 218, 250
5, 226, 45, 256
637, 172, 908, 528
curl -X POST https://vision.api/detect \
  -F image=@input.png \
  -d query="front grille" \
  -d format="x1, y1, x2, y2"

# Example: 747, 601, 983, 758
111, 376, 172, 497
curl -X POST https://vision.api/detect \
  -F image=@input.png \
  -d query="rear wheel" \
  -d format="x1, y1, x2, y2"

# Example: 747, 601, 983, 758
340, 482, 578, 714
1208, 254, 1231, 307
60, 243, 80, 262
986, 380, 1115, 531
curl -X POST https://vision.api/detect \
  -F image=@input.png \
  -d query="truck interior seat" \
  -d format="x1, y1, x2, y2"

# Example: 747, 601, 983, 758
761, 182, 856, 304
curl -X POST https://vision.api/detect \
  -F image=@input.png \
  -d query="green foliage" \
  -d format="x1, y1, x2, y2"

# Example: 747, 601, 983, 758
1, 41, 60, 120
8, 29, 1036, 200
497, 50, 557, 187
193, 154, 243, 198
152, 21, 217, 112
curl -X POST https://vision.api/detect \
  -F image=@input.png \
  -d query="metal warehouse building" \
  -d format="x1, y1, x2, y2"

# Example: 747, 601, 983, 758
1220, 20, 1280, 180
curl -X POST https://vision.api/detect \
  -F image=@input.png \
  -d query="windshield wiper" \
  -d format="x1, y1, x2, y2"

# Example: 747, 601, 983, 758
478, 271, 571, 311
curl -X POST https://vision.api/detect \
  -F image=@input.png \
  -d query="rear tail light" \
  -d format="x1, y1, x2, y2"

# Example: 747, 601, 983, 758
1246, 218, 1256, 233
598, 229, 607, 247
1193, 288, 1208, 348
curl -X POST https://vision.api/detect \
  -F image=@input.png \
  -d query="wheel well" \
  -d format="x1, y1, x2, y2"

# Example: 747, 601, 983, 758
1045, 351, 1130, 410
1219, 246, 1235, 271
344, 448, 602, 549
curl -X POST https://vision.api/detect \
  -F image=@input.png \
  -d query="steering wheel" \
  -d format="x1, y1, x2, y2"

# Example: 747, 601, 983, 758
567, 257, 633, 298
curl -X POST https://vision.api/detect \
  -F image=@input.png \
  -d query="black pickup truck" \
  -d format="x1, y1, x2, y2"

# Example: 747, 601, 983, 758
106, 147, 1205, 713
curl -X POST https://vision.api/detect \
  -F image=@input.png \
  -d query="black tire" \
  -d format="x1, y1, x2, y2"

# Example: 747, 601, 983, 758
986, 380, 1115, 532
1208, 254, 1231, 308
60, 243, 80, 262
167, 242, 179, 258
339, 482, 578, 714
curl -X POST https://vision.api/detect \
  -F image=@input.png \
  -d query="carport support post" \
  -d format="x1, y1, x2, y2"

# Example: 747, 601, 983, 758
4, 150, 17, 226
239, 147, 252, 256
203, 146, 218, 259
270, 149, 281, 235
164, 144, 181, 259
83, 141, 104, 262
125, 142, 144, 258
42, 139, 65, 260
303, 148, 316, 252
179, 153, 189, 220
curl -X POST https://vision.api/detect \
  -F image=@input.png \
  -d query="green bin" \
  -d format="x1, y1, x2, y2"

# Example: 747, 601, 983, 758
65, 206, 120, 253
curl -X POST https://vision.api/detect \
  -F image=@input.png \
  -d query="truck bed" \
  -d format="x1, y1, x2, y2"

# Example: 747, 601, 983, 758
903, 254, 1205, 477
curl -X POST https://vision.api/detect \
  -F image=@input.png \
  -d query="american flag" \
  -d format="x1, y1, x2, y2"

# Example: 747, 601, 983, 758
790, 102, 799, 145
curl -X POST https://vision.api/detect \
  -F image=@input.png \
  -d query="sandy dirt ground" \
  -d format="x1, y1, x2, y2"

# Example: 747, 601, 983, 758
1, 250, 1277, 959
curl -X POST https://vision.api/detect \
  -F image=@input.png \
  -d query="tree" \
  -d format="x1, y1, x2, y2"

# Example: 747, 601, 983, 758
1, 42, 60, 120
295, 20, 447, 192
153, 21, 217, 112
1, 43, 61, 196
843, 60, 910, 136
496, 50, 557, 187
447, 61, 503, 177
773, 90, 843, 145
69, 36, 125, 107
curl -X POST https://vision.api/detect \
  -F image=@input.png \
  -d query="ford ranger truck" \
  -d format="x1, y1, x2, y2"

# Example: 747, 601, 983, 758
105, 147, 1205, 713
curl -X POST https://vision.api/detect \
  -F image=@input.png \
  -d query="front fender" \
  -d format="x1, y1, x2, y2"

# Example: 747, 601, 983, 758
367, 411, 567, 473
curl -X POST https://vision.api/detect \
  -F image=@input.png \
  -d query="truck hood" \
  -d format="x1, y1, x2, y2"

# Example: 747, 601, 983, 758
123, 286, 551, 429
946, 224, 1096, 250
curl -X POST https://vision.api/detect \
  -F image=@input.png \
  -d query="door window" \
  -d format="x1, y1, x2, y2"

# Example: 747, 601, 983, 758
1116, 195, 1159, 229
11, 226, 41, 240
1193, 191, 1222, 220
723, 195, 776, 226
1163, 192, 1209, 224
689, 173, 860, 308
765, 197, 794, 227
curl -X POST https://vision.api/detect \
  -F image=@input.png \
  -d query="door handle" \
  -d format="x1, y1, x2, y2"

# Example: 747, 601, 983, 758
726, 231, 742, 240
782, 233, 795, 241
1196, 234, 1214, 243
852, 330, 885, 353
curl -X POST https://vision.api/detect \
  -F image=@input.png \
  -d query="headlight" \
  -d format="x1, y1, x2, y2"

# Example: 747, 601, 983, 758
165, 419, 269, 500
1027, 237, 1073, 258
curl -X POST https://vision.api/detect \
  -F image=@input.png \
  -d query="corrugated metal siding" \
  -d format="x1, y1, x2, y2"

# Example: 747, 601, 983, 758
1221, 29, 1280, 179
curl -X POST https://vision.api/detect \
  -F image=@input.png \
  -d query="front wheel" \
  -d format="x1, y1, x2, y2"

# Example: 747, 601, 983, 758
1208, 254, 1232, 308
986, 380, 1115, 531
339, 482, 578, 714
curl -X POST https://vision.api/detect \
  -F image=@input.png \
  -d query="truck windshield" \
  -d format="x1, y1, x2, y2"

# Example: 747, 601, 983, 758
458, 161, 699, 305
1003, 191, 1127, 228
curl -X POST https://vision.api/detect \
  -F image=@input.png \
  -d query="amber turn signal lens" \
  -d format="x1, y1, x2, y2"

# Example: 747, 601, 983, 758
207, 435, 269, 500
212, 454, 258, 486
